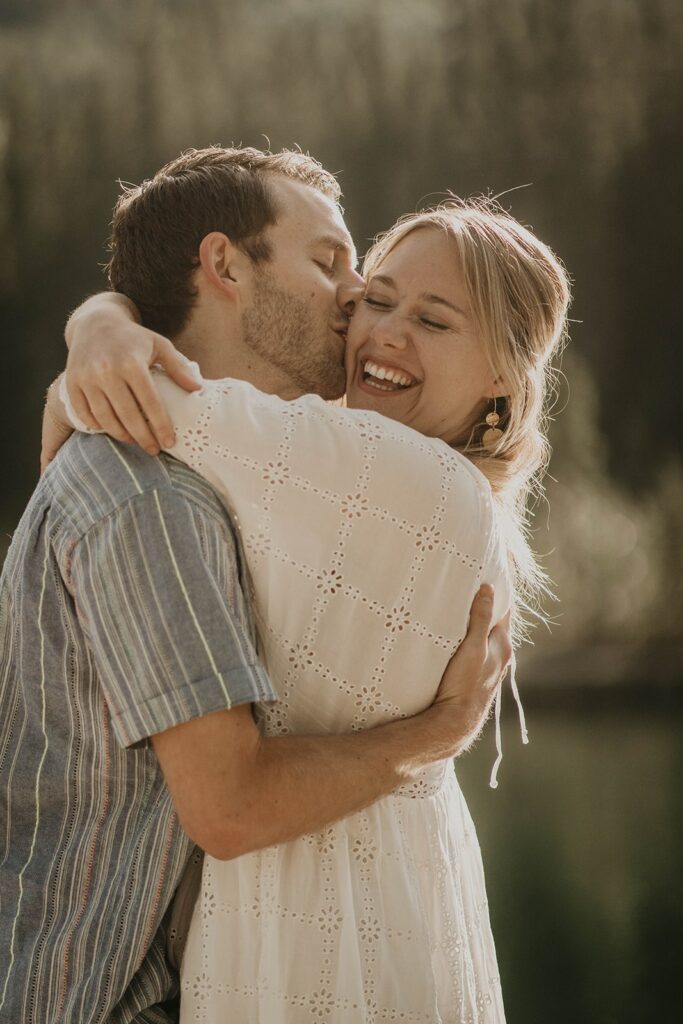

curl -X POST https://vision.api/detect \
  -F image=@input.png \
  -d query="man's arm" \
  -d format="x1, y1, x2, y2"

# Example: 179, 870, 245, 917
152, 584, 508, 861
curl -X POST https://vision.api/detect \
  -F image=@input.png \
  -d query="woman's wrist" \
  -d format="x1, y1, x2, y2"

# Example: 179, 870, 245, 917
41, 373, 76, 473
65, 292, 140, 350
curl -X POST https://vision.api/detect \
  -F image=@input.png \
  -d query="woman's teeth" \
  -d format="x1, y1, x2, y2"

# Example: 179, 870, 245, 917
363, 361, 415, 390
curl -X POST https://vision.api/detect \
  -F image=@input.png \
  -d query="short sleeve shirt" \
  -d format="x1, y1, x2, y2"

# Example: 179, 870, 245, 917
0, 433, 277, 1023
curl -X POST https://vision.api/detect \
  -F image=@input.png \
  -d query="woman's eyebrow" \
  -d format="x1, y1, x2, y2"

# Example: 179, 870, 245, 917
368, 274, 396, 289
419, 292, 469, 318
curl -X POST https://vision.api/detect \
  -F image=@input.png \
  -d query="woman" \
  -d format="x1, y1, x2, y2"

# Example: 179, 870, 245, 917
50, 198, 569, 1021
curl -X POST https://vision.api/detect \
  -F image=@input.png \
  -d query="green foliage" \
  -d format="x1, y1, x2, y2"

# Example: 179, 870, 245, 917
534, 351, 683, 653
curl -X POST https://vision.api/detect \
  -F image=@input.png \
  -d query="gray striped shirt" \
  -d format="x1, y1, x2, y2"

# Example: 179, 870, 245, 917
0, 433, 277, 1023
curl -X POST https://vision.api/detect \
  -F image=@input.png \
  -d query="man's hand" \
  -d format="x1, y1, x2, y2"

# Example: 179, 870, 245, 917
430, 584, 512, 754
64, 292, 202, 455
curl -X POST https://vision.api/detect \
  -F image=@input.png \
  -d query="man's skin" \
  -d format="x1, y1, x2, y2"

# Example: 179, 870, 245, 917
46, 175, 512, 861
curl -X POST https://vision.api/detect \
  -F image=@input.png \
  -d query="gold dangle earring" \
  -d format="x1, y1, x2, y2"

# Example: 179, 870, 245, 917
482, 398, 504, 450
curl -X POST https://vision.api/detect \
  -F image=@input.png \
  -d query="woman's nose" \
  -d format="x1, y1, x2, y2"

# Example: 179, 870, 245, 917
338, 270, 365, 317
370, 316, 409, 350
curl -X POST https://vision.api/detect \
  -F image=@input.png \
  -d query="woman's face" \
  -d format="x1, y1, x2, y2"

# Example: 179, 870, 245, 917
345, 227, 502, 444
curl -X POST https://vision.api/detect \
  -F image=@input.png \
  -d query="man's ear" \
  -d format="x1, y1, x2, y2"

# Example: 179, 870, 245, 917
197, 232, 252, 301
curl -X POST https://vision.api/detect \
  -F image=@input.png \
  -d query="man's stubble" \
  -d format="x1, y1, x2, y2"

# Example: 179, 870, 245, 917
242, 270, 346, 400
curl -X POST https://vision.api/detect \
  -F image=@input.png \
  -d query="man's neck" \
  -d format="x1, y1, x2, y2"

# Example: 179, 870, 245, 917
174, 325, 305, 401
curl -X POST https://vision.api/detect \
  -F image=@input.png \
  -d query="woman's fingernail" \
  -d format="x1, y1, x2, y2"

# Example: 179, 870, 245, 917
164, 434, 175, 448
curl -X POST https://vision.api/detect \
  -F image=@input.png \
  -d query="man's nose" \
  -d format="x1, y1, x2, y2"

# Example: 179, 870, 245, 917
338, 270, 365, 317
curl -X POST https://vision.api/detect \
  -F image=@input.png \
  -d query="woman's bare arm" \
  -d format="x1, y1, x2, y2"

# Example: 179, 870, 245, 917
41, 376, 75, 473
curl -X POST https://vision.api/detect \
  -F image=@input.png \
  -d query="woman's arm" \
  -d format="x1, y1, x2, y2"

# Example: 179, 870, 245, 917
63, 292, 202, 452
41, 376, 75, 473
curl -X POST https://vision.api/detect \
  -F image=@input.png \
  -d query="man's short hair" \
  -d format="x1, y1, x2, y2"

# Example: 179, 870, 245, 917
107, 146, 341, 336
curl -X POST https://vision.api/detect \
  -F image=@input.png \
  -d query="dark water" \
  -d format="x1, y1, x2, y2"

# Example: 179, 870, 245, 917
456, 698, 682, 1024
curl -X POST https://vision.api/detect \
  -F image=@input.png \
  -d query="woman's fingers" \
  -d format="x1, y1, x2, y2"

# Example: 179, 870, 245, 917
155, 335, 203, 393
65, 321, 195, 450
128, 369, 177, 449
69, 382, 101, 433
85, 386, 141, 449
68, 334, 193, 451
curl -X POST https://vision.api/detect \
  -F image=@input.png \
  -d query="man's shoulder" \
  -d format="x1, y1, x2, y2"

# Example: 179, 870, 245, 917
47, 432, 232, 538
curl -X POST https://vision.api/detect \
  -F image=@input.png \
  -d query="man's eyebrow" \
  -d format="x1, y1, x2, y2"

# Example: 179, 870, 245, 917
369, 275, 469, 318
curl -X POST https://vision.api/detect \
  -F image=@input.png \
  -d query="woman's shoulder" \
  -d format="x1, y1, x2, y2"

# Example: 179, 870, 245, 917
157, 371, 494, 518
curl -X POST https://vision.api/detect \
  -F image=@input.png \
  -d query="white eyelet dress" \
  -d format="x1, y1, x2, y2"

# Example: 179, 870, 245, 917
64, 372, 515, 1023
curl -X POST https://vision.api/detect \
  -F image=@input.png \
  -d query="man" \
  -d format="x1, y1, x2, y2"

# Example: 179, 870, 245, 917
1, 146, 510, 1022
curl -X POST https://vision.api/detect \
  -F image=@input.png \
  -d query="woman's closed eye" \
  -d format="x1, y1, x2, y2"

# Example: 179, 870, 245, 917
418, 316, 450, 331
364, 295, 450, 332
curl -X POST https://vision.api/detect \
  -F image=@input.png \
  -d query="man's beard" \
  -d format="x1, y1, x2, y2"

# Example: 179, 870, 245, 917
242, 270, 346, 400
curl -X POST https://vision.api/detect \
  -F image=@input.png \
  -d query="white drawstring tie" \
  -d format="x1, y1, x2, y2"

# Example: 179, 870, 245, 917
489, 651, 528, 789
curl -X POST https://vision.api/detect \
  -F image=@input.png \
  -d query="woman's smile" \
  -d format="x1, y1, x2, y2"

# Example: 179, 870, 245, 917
354, 354, 421, 397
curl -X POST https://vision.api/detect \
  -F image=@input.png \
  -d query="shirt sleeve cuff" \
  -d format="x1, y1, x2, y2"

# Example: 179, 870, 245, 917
110, 662, 278, 748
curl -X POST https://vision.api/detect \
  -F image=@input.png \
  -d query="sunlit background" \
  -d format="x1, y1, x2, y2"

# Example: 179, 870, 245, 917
1, 1, 681, 1020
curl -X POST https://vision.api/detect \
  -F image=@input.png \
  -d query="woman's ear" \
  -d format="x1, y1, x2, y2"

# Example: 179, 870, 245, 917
490, 375, 509, 400
197, 232, 250, 301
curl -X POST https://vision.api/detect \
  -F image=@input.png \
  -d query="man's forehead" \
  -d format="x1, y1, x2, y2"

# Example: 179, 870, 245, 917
269, 176, 357, 262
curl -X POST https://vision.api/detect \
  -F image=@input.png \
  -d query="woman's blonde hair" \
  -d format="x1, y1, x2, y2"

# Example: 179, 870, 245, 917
363, 197, 571, 640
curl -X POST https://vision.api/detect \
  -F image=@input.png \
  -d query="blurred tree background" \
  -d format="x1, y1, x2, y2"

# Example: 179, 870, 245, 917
1, 1, 681, 1021
1, 0, 681, 663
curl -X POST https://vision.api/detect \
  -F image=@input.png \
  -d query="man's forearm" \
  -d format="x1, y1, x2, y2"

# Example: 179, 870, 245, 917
153, 572, 504, 863
65, 292, 140, 350
221, 700, 485, 859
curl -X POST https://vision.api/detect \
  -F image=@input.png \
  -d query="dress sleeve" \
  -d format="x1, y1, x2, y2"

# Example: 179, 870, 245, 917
69, 484, 277, 748
155, 372, 347, 484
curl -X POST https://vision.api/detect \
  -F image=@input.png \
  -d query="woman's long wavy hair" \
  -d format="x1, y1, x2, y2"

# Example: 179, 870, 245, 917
363, 198, 571, 641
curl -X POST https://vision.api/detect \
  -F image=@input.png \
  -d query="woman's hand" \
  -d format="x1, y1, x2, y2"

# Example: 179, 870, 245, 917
431, 585, 512, 751
41, 375, 75, 473
64, 292, 202, 455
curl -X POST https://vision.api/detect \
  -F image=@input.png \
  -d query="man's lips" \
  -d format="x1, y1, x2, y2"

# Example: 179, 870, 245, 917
329, 326, 347, 364
330, 319, 349, 339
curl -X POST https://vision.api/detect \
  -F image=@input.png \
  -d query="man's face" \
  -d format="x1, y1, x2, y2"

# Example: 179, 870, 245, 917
242, 178, 364, 400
